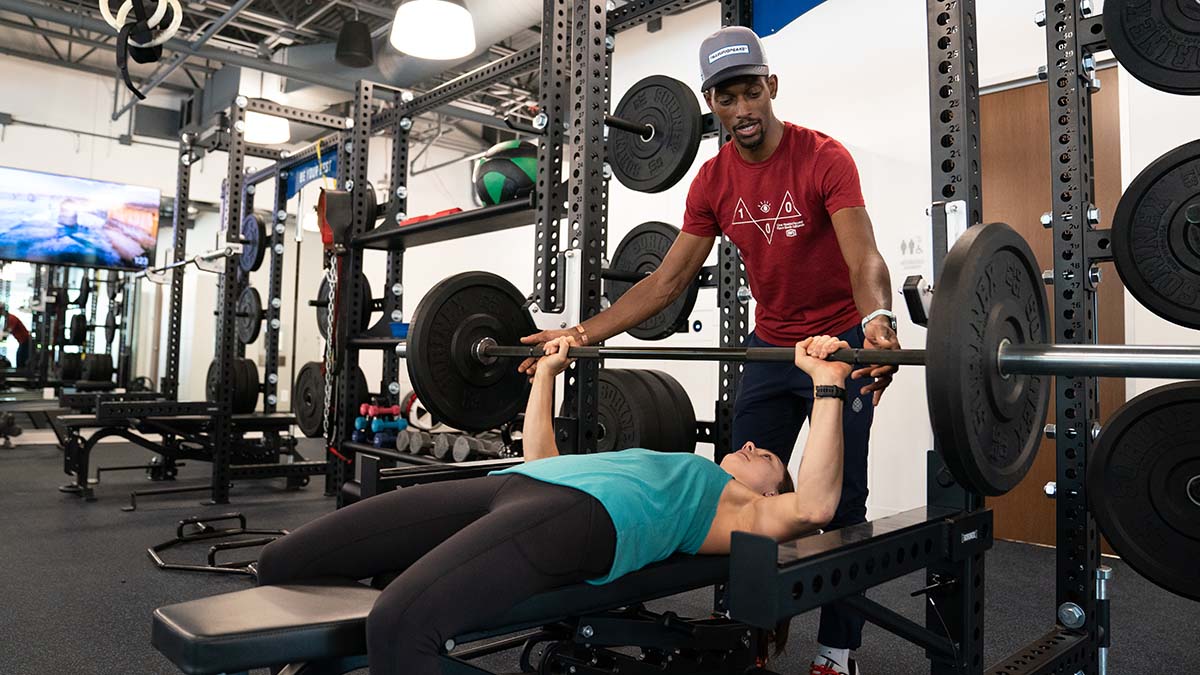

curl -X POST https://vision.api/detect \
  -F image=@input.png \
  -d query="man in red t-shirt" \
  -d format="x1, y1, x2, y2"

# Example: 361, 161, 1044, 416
521, 27, 897, 674
0, 302, 32, 369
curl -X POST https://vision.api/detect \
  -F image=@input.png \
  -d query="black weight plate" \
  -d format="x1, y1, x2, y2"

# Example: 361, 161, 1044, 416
205, 359, 259, 413
639, 369, 697, 452
1112, 140, 1200, 328
58, 353, 82, 382
238, 359, 260, 414
350, 366, 370, 413
560, 369, 648, 452
205, 360, 220, 404
236, 286, 264, 345
104, 311, 118, 347
72, 275, 91, 307
627, 369, 682, 452
240, 213, 267, 274
87, 354, 113, 381
926, 222, 1051, 497
1105, 0, 1200, 96
606, 369, 666, 451
106, 271, 121, 300
68, 314, 87, 346
610, 75, 703, 193
294, 361, 325, 438
606, 222, 699, 341
316, 272, 373, 340
1089, 381, 1200, 601
407, 271, 535, 433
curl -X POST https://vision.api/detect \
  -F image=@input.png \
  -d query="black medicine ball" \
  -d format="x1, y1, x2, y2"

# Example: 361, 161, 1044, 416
473, 140, 537, 206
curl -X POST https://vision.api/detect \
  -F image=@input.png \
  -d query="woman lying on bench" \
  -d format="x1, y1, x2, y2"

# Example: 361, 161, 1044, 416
257, 335, 852, 675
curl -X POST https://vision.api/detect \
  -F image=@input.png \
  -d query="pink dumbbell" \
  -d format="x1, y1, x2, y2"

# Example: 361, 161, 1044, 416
365, 404, 402, 418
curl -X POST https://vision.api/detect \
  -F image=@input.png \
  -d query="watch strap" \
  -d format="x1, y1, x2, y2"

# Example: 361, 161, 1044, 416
814, 384, 847, 401
862, 309, 897, 331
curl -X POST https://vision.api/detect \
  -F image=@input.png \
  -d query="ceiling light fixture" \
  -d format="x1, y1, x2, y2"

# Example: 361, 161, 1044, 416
243, 111, 291, 145
390, 0, 476, 60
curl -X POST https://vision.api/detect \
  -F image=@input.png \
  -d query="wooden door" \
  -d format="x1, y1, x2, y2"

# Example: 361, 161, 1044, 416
979, 68, 1123, 550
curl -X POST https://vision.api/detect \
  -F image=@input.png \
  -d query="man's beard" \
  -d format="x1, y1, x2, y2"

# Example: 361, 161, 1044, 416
734, 128, 765, 150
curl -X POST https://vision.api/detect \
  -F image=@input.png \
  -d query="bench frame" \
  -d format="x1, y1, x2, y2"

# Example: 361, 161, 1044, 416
57, 401, 321, 502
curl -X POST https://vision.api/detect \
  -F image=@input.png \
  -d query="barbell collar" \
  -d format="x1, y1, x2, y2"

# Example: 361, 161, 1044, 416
604, 114, 653, 140
600, 267, 651, 284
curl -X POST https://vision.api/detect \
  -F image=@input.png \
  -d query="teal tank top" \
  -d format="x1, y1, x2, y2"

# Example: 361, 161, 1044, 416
492, 448, 732, 585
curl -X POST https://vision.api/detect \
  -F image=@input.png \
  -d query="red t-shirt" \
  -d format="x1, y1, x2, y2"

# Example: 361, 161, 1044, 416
4, 313, 29, 344
682, 122, 865, 345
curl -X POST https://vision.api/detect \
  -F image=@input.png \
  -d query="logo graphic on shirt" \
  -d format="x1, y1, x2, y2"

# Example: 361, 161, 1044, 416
851, 397, 863, 413
708, 44, 750, 63
733, 190, 806, 244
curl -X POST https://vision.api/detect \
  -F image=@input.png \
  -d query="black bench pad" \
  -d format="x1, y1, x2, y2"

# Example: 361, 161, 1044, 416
152, 580, 380, 675
152, 555, 728, 675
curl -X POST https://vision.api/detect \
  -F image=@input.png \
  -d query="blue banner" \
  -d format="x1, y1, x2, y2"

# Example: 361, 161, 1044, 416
754, 0, 829, 37
285, 152, 338, 200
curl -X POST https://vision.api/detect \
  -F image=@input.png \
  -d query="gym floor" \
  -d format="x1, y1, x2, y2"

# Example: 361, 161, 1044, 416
2, 439, 1197, 674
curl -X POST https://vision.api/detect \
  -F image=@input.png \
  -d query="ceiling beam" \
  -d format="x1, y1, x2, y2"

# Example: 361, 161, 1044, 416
0, 16, 217, 74
0, 0, 362, 92
0, 43, 193, 93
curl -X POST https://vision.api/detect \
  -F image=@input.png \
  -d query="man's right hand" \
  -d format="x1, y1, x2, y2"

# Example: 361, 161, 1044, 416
518, 328, 577, 377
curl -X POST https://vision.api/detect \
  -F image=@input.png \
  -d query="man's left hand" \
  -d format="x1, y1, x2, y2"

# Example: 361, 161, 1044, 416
854, 316, 899, 406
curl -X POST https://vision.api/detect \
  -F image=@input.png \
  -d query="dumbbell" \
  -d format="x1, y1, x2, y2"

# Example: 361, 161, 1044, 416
397, 429, 433, 455
453, 436, 507, 463
354, 416, 370, 431
362, 404, 402, 418
432, 433, 457, 461
352, 429, 368, 443
371, 418, 407, 433
373, 432, 397, 448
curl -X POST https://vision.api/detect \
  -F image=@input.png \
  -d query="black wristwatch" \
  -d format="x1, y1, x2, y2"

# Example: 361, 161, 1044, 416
814, 385, 847, 401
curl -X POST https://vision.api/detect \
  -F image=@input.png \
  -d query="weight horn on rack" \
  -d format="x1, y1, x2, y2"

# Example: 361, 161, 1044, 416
401, 222, 1200, 497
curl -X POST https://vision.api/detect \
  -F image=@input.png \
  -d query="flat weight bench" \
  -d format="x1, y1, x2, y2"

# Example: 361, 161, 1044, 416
152, 554, 763, 675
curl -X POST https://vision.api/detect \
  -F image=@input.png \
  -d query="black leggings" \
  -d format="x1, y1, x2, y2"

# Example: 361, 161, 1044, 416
256, 474, 616, 675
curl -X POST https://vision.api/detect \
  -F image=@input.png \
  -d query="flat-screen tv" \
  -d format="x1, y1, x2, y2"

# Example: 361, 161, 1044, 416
0, 166, 160, 271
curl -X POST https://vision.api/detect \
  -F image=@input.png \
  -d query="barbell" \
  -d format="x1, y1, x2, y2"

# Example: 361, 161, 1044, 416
397, 222, 1200, 496
456, 340, 1193, 378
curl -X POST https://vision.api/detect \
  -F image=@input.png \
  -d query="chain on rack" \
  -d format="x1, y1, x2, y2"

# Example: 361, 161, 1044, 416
322, 262, 338, 451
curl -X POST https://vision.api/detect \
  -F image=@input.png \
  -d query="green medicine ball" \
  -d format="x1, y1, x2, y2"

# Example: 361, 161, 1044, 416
473, 140, 538, 206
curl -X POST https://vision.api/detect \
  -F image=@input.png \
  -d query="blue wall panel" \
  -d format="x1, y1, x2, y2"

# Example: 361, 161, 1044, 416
754, 0, 830, 37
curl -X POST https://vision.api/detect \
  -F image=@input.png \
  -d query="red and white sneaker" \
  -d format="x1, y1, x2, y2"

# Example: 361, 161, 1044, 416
809, 656, 860, 675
